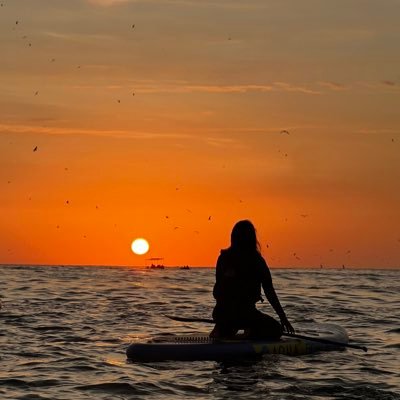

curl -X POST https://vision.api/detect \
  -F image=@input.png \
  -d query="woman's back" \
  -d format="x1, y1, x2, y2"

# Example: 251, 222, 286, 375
213, 248, 269, 309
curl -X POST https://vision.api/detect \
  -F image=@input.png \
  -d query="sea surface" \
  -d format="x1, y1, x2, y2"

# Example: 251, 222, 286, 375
0, 265, 399, 400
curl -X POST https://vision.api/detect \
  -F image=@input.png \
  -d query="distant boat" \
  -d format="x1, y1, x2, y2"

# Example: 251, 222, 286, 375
146, 257, 164, 269
180, 266, 190, 270
148, 265, 164, 270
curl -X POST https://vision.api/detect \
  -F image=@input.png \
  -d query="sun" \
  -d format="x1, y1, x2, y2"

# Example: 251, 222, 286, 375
131, 238, 150, 255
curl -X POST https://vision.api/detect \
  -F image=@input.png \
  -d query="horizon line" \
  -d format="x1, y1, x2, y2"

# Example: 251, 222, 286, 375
0, 263, 398, 270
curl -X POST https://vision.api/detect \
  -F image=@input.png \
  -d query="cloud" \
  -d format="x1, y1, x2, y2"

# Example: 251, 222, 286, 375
43, 31, 115, 43
204, 136, 242, 148
381, 80, 396, 87
318, 81, 348, 91
86, 0, 130, 6
184, 84, 274, 93
272, 82, 321, 95
357, 128, 400, 135
0, 123, 243, 148
356, 81, 400, 92
115, 81, 319, 95
57, 78, 323, 96
86, 0, 268, 8
29, 78, 321, 95
0, 122, 252, 152
0, 123, 191, 140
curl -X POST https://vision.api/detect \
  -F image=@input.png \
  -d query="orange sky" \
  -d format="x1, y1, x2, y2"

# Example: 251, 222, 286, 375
1, 0, 399, 268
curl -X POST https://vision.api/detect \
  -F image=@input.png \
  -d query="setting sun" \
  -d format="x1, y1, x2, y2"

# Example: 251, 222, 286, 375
131, 238, 150, 255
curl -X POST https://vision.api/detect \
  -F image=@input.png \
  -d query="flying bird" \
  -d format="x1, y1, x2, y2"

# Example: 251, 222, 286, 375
280, 130, 290, 135
33, 146, 37, 152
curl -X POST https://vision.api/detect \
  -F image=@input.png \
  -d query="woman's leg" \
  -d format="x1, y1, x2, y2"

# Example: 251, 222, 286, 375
209, 324, 237, 339
210, 306, 239, 338
245, 309, 283, 340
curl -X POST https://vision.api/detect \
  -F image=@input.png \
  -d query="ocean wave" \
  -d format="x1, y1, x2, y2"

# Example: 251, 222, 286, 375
76, 381, 174, 396
386, 327, 400, 334
383, 343, 400, 349
0, 379, 60, 388
275, 382, 400, 400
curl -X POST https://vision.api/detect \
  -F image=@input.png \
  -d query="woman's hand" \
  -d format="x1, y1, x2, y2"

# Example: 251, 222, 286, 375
280, 315, 295, 334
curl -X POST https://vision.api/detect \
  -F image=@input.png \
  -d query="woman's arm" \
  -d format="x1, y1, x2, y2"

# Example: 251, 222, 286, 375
263, 283, 295, 334
260, 259, 295, 334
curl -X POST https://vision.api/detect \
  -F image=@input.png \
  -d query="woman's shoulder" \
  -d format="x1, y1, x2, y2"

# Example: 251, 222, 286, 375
217, 247, 236, 263
255, 252, 268, 268
218, 248, 231, 258
256, 251, 266, 261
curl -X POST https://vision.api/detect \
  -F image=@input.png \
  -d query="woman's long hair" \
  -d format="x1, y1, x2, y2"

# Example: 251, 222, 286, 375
230, 220, 261, 254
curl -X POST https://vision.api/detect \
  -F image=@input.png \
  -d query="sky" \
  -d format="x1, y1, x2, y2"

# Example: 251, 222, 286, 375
0, 0, 399, 268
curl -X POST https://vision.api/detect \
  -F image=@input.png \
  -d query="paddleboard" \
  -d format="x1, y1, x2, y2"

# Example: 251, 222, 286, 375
126, 323, 348, 362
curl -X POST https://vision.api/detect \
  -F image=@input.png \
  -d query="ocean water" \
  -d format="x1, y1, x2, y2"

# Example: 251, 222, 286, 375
0, 265, 399, 400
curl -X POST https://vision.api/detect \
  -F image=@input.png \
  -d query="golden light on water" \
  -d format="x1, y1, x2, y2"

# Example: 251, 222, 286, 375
131, 238, 150, 255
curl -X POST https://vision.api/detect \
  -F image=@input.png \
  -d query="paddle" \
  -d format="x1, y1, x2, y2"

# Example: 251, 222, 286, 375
165, 315, 368, 352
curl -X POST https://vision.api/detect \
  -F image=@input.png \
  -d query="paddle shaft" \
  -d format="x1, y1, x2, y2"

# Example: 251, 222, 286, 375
165, 315, 367, 352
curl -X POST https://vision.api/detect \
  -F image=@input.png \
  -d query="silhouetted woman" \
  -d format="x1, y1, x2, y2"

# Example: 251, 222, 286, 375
210, 220, 294, 339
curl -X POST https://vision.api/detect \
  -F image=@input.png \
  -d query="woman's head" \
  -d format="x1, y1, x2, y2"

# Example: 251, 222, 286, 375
230, 220, 260, 253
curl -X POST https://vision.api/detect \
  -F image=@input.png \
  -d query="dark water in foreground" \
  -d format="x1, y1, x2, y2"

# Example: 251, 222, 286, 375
0, 265, 399, 400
